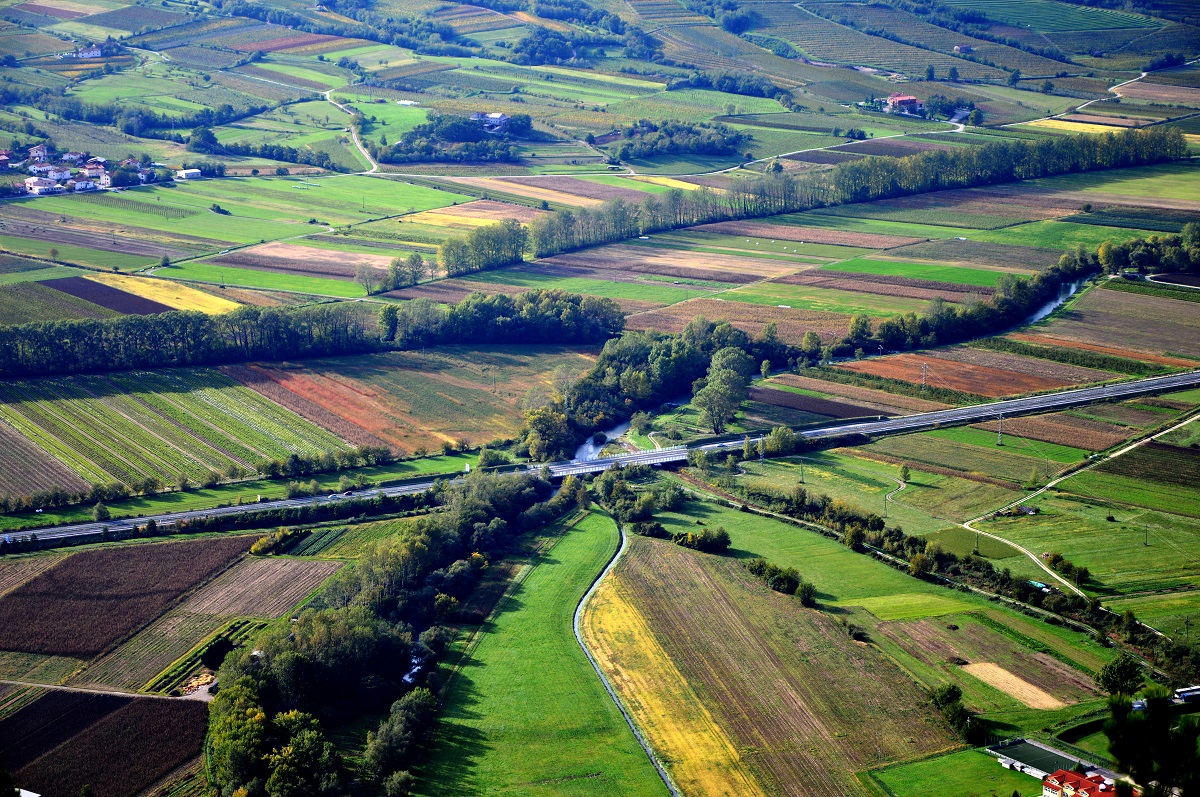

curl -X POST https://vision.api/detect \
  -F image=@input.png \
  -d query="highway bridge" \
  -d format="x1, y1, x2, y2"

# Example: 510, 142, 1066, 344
14, 369, 1200, 546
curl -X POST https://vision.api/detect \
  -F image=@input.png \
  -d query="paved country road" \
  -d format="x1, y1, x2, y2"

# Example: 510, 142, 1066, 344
17, 369, 1200, 546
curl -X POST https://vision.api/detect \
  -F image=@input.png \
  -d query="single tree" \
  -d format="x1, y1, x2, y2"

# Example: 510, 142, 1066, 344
925, 64, 935, 81
92, 501, 109, 522
1007, 69, 1021, 86
355, 263, 376, 294
160, 254, 170, 268
760, 359, 771, 379
899, 464, 911, 483
405, 252, 425, 285
948, 66, 959, 82
1097, 653, 1144, 696
48, 247, 59, 261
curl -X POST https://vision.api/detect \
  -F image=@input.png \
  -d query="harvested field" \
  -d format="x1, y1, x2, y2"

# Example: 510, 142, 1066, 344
926, 346, 1117, 384
42, 277, 172, 315
236, 63, 329, 91
775, 272, 990, 303
877, 615, 1092, 710
12, 3, 87, 18
749, 386, 881, 418
73, 610, 228, 691
1038, 288, 1200, 358
0, 419, 89, 497
885, 239, 1063, 270
0, 691, 131, 772
837, 138, 955, 156
837, 353, 1076, 397
0, 213, 191, 259
15, 698, 207, 797
1072, 403, 1173, 428
208, 241, 392, 278
590, 538, 956, 797
771, 373, 949, 413
0, 537, 253, 658
0, 282, 120, 325
972, 413, 1130, 451
1008, 333, 1199, 367
501, 176, 649, 203
220, 364, 391, 449
853, 449, 1025, 490
1061, 114, 1142, 127
444, 176, 604, 207
626, 298, 851, 344
543, 244, 792, 282
961, 663, 1067, 709
695, 220, 923, 249
785, 149, 863, 164
814, 188, 1072, 228
863, 433, 1062, 485
181, 557, 342, 617
1097, 442, 1200, 488
230, 32, 346, 52
85, 273, 240, 315
1115, 81, 1200, 107
408, 198, 543, 223
384, 277, 526, 305
0, 555, 63, 599
231, 345, 599, 452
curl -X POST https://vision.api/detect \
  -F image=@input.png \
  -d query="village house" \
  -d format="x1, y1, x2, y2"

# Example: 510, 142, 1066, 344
74, 45, 102, 58
0, 155, 9, 170
28, 144, 48, 162
886, 93, 923, 114
1042, 770, 1113, 797
137, 167, 156, 183
61, 151, 88, 163
175, 168, 202, 180
47, 165, 72, 181
24, 176, 63, 195
86, 156, 107, 166
27, 162, 53, 176
67, 178, 98, 191
80, 163, 105, 179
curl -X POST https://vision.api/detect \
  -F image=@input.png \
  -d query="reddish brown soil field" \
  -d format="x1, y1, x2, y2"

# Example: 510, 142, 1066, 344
221, 364, 392, 449
611, 538, 957, 797
772, 373, 949, 413
544, 243, 797, 281
385, 277, 526, 304
236, 63, 329, 91
749, 386, 882, 418
626, 298, 850, 344
15, 698, 207, 797
972, 413, 1129, 451
500, 176, 649, 203
1116, 81, 1200, 106
776, 272, 989, 303
0, 691, 130, 771
209, 241, 391, 278
13, 3, 85, 18
1154, 274, 1200, 288
837, 353, 1073, 397
42, 277, 172, 315
695, 220, 923, 249
231, 32, 344, 52
785, 150, 864, 164
930, 346, 1116, 384
0, 421, 89, 497
0, 536, 252, 658
838, 138, 955, 156
430, 199, 544, 223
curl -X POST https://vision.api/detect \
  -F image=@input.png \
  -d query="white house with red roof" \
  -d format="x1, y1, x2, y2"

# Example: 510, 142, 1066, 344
1042, 770, 1114, 797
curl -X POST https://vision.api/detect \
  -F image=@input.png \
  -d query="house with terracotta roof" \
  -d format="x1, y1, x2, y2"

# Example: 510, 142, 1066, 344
886, 93, 922, 113
24, 176, 63, 195
1042, 769, 1112, 797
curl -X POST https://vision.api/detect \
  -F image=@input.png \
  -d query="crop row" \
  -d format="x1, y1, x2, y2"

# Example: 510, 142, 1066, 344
1098, 442, 1200, 487
66, 193, 196, 219
287, 526, 346, 556
79, 610, 229, 691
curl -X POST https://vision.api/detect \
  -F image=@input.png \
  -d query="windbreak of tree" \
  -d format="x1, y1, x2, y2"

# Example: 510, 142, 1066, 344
207, 471, 587, 796
666, 70, 790, 100
186, 125, 341, 171
528, 127, 1188, 257
1098, 223, 1200, 273
1, 289, 623, 378
437, 218, 529, 276
509, 27, 621, 65
612, 119, 749, 161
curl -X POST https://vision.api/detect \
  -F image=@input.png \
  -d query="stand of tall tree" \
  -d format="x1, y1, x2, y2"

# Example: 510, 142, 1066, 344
528, 127, 1187, 257
437, 218, 528, 276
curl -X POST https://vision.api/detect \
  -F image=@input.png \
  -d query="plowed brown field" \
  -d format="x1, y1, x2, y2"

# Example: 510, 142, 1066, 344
837, 353, 1074, 397
777, 272, 989, 303
182, 557, 342, 617
0, 421, 89, 497
209, 242, 391, 278
694, 220, 922, 249
771, 373, 950, 413
501, 176, 649, 203
545, 243, 802, 281
1038, 289, 1200, 358
972, 412, 1129, 451
1007, 333, 1198, 367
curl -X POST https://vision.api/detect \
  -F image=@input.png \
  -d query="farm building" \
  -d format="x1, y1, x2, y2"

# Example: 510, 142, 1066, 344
471, 111, 509, 132
24, 176, 63, 195
0, 155, 8, 169
1042, 769, 1113, 796
73, 45, 102, 58
953, 44, 973, 54
988, 739, 1114, 783
886, 94, 922, 113
175, 168, 202, 180
61, 151, 87, 163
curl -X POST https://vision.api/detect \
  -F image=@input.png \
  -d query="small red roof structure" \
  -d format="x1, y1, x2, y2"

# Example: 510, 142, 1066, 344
1043, 770, 1111, 797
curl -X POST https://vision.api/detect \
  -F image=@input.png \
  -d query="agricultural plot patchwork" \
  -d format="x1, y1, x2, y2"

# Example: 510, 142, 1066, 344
0, 367, 352, 491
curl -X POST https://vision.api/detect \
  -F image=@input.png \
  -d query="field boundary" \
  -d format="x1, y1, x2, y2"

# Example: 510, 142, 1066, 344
572, 512, 682, 797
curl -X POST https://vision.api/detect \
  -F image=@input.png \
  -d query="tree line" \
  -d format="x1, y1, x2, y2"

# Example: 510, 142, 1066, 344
207, 470, 588, 796
437, 217, 528, 276
526, 127, 1187, 257
371, 114, 528, 164
0, 288, 622, 379
1098, 222, 1200, 273
611, 119, 750, 161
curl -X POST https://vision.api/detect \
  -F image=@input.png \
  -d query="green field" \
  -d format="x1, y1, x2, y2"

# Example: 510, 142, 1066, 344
469, 267, 705, 304
822, 257, 1017, 286
864, 431, 1080, 486
159, 262, 367, 297
724, 282, 929, 317
414, 511, 669, 796
925, 427, 1090, 464
873, 748, 1043, 797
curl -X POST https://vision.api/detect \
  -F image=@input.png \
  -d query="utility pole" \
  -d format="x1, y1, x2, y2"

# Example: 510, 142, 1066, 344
921, 362, 927, 391
1185, 615, 1190, 643
997, 414, 1004, 446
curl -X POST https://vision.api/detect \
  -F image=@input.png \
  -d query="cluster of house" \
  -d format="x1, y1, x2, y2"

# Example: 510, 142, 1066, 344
58, 44, 103, 59
11, 145, 157, 195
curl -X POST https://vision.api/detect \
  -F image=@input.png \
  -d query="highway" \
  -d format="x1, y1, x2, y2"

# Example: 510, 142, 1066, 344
12, 369, 1200, 547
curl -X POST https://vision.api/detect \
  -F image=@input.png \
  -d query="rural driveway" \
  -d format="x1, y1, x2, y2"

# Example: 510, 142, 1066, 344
0, 678, 204, 701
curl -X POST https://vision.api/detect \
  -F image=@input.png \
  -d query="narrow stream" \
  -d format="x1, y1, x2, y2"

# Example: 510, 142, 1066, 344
1024, 280, 1081, 325
573, 420, 631, 462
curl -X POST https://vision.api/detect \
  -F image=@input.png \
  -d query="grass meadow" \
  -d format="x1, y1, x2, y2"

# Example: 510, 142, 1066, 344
158, 262, 367, 297
413, 511, 669, 796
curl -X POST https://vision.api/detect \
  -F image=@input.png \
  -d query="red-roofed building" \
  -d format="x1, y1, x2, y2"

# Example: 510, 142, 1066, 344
886, 93, 922, 113
1042, 770, 1112, 797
